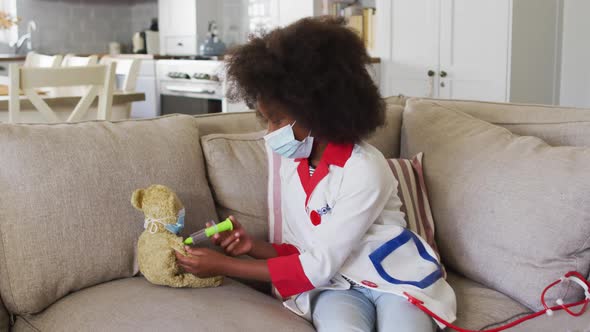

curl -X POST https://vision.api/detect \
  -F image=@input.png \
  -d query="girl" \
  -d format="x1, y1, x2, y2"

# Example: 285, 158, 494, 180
175, 16, 456, 332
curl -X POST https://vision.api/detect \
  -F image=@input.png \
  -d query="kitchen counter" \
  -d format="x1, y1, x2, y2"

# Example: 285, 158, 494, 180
0, 53, 381, 63
0, 54, 26, 61
0, 54, 185, 62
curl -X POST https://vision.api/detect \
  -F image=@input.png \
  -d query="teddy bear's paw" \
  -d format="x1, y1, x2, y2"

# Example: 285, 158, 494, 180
208, 276, 224, 287
183, 274, 223, 288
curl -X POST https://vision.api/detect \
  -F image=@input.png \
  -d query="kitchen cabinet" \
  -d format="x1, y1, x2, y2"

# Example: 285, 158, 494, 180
158, 0, 221, 55
131, 59, 159, 118
375, 0, 562, 104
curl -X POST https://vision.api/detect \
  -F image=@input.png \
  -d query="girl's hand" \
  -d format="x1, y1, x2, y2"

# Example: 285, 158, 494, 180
175, 247, 229, 278
210, 216, 254, 257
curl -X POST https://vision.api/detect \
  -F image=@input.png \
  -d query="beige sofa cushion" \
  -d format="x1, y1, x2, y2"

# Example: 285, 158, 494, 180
419, 98, 590, 147
12, 277, 314, 332
366, 102, 404, 158
0, 115, 218, 315
201, 131, 268, 242
401, 99, 590, 310
193, 112, 264, 137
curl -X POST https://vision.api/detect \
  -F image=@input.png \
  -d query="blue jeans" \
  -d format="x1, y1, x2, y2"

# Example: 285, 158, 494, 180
311, 286, 437, 332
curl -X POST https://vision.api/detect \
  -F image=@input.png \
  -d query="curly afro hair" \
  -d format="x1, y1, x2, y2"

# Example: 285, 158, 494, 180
224, 16, 385, 144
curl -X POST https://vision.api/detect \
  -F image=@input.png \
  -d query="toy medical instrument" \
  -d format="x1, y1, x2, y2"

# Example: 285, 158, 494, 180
403, 271, 590, 331
184, 218, 233, 245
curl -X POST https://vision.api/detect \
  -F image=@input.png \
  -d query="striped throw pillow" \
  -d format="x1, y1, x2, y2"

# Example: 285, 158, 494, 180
387, 153, 445, 276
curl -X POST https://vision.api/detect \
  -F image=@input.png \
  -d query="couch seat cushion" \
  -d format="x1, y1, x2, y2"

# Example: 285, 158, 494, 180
13, 277, 313, 332
0, 115, 218, 315
502, 303, 590, 332
447, 270, 531, 330
401, 99, 590, 311
448, 270, 590, 332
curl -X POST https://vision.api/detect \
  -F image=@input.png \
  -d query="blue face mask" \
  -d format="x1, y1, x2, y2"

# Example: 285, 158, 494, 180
144, 208, 185, 235
165, 208, 185, 234
264, 122, 314, 159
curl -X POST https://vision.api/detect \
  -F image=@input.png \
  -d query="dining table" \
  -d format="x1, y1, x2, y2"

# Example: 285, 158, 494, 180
0, 84, 145, 123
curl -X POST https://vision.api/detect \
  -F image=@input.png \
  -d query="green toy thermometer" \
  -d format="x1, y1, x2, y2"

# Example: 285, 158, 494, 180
184, 218, 233, 245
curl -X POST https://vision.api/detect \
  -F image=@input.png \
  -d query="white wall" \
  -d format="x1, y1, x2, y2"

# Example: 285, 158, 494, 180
130, 0, 159, 36
559, 0, 590, 107
510, 0, 562, 105
275, 0, 314, 27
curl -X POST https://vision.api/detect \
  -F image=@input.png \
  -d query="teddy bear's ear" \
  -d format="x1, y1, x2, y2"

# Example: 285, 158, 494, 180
131, 189, 145, 210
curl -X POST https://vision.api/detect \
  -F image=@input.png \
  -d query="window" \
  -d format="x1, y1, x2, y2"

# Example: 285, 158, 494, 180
0, 0, 17, 45
248, 0, 273, 34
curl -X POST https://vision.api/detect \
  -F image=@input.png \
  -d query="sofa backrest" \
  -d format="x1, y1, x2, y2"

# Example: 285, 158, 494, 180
416, 98, 590, 147
0, 115, 218, 315
192, 112, 265, 137
194, 102, 404, 159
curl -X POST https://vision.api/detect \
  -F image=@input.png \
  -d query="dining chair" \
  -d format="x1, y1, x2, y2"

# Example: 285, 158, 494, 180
99, 56, 141, 92
99, 56, 141, 118
61, 54, 99, 67
24, 52, 63, 68
8, 63, 116, 123
55, 54, 100, 96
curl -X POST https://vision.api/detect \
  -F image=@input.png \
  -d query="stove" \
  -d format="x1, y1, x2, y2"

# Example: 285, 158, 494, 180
156, 59, 248, 115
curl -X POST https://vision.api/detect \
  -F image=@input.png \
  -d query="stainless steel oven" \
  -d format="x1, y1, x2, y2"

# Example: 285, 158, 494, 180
157, 60, 225, 115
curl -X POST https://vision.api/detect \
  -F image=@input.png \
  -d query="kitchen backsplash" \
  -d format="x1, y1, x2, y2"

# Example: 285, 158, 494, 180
0, 0, 157, 55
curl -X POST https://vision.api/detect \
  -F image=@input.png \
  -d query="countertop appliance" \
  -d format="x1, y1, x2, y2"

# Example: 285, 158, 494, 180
133, 31, 160, 55
133, 18, 160, 55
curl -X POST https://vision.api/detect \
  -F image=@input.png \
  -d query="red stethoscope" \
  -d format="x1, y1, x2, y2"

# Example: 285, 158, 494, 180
403, 271, 590, 332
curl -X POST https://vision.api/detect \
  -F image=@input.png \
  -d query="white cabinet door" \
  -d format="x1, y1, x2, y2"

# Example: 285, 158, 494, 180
380, 0, 440, 98
159, 0, 197, 36
438, 0, 511, 102
131, 60, 159, 118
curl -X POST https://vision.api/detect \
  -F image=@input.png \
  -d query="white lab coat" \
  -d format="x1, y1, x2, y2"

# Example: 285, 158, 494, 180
266, 142, 456, 329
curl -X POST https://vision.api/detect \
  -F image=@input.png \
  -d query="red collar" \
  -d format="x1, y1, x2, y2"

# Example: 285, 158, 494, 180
296, 143, 354, 225
295, 142, 354, 168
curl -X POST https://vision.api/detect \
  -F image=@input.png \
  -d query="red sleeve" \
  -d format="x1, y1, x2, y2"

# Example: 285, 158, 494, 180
267, 254, 315, 298
272, 243, 300, 256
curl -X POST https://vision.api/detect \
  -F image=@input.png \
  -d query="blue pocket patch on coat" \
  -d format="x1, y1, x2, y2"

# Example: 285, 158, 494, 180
369, 229, 443, 289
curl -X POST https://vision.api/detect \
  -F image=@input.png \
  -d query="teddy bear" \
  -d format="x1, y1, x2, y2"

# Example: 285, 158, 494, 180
131, 184, 223, 288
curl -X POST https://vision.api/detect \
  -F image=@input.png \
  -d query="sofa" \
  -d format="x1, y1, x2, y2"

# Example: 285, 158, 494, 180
0, 97, 588, 331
